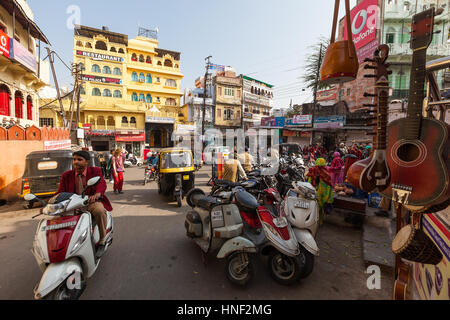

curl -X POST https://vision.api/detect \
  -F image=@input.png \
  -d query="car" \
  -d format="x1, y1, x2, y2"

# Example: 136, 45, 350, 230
203, 145, 230, 164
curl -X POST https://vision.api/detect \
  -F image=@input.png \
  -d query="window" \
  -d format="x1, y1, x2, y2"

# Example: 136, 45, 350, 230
118, 48, 124, 54
26, 96, 32, 120
156, 97, 160, 102
110, 47, 116, 52
139, 73, 145, 82
107, 116, 115, 127
85, 42, 92, 48
132, 72, 138, 81
175, 64, 179, 68
139, 93, 145, 102
146, 94, 152, 103
0, 84, 10, 116
157, 61, 162, 66
146, 74, 152, 83
78, 63, 85, 71
386, 33, 395, 44
121, 116, 128, 125
165, 98, 176, 106
91, 64, 101, 73
146, 56, 152, 64
130, 117, 137, 128
164, 59, 173, 67
139, 54, 145, 62
0, 24, 7, 33
113, 67, 122, 75
92, 88, 101, 96
132, 92, 138, 101
97, 116, 105, 126
76, 40, 83, 47
113, 90, 122, 98
103, 66, 111, 74
165, 79, 177, 87
80, 86, 86, 95
156, 77, 160, 83
224, 88, 234, 97
131, 53, 137, 61
95, 41, 107, 50
103, 89, 112, 97
39, 118, 54, 127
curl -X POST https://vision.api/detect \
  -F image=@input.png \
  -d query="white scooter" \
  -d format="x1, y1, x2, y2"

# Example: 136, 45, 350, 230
124, 154, 143, 168
24, 177, 113, 300
282, 180, 320, 279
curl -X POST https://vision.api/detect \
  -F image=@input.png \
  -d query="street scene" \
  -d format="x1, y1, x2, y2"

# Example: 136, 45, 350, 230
0, 0, 449, 303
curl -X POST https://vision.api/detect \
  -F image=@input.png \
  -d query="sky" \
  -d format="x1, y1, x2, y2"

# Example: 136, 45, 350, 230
28, 0, 357, 109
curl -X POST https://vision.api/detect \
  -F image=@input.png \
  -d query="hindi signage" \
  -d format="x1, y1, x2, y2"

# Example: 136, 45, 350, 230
76, 50, 124, 62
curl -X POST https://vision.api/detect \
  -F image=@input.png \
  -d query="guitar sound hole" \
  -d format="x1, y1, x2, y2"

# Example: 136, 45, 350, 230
397, 143, 420, 162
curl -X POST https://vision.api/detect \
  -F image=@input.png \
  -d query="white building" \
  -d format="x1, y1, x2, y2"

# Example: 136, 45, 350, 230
242, 75, 273, 129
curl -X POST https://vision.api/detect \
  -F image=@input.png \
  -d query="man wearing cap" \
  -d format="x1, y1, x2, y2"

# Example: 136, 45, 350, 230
55, 150, 112, 258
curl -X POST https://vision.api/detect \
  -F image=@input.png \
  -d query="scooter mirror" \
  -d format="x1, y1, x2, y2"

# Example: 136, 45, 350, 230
24, 194, 37, 201
87, 176, 101, 187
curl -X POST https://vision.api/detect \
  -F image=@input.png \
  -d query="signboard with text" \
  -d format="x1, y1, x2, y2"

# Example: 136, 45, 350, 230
76, 50, 124, 63
292, 114, 312, 125
0, 30, 10, 58
81, 74, 122, 85
146, 116, 175, 124
314, 116, 346, 129
43, 140, 71, 151
115, 133, 145, 142
11, 39, 37, 73
317, 88, 338, 102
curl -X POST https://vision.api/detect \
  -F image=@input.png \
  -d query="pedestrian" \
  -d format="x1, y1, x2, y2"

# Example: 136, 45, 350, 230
222, 153, 248, 183
238, 147, 253, 172
330, 151, 344, 187
106, 149, 114, 184
362, 145, 372, 159
306, 158, 333, 225
112, 148, 125, 194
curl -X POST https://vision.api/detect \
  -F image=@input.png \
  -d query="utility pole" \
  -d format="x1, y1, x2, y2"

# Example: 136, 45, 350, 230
202, 55, 212, 149
46, 47, 66, 127
311, 43, 323, 144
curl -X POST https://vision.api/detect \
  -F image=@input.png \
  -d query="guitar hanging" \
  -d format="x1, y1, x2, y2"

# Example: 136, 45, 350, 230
347, 45, 392, 193
380, 7, 450, 212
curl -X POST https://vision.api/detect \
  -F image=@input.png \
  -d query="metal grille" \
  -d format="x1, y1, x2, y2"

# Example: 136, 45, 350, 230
29, 176, 60, 194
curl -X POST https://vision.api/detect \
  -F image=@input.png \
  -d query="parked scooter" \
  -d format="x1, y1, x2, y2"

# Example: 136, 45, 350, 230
283, 180, 320, 279
25, 177, 114, 300
124, 153, 143, 167
184, 187, 257, 286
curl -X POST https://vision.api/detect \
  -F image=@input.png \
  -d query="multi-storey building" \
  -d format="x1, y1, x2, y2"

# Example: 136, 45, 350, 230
242, 75, 273, 130
183, 87, 214, 131
40, 25, 184, 155
213, 67, 243, 130
0, 0, 50, 127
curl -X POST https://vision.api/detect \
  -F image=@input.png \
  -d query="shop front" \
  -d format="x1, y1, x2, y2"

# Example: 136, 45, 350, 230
145, 116, 175, 149
85, 129, 115, 152
115, 130, 145, 156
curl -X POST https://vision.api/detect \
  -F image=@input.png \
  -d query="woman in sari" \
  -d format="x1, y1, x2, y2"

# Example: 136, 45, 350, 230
306, 158, 333, 225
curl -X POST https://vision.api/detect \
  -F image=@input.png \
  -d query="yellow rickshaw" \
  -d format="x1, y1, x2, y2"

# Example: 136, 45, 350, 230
157, 148, 195, 207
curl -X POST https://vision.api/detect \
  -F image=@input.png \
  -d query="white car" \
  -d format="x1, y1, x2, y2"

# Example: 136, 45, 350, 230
203, 146, 230, 164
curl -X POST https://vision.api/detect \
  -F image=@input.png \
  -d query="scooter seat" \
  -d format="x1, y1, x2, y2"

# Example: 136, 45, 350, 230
214, 179, 236, 188
235, 190, 259, 212
192, 195, 222, 210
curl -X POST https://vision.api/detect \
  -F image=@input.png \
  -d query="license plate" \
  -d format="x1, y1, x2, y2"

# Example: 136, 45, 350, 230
183, 175, 190, 181
295, 200, 309, 209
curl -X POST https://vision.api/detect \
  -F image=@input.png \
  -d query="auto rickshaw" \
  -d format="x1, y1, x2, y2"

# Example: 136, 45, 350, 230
157, 148, 195, 207
20, 150, 101, 208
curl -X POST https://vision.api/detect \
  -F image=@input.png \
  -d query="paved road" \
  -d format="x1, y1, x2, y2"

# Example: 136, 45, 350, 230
0, 166, 392, 300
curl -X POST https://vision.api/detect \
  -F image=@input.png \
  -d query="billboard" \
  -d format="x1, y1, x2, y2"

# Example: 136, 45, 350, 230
11, 39, 37, 73
344, 0, 380, 64
314, 115, 346, 129
76, 50, 124, 62
317, 88, 338, 102
0, 30, 10, 58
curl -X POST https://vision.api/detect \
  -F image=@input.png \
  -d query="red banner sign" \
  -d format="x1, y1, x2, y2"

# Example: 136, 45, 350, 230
0, 30, 11, 58
115, 133, 145, 142
317, 88, 338, 102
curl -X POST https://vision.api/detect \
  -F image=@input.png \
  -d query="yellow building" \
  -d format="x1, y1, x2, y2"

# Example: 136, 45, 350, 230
214, 67, 243, 129
40, 25, 184, 156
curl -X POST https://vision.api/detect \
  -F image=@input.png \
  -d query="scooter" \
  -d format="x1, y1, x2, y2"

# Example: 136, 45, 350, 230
124, 154, 143, 167
184, 187, 257, 286
283, 180, 320, 279
24, 177, 113, 300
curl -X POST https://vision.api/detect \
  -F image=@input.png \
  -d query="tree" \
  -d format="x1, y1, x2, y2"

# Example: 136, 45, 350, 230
286, 104, 302, 118
301, 37, 330, 91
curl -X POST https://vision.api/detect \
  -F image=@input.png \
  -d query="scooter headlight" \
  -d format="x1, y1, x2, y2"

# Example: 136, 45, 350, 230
69, 228, 89, 255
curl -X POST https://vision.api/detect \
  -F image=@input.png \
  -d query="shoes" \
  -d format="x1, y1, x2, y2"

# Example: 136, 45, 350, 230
119, 191, 124, 194
375, 210, 389, 217
96, 244, 106, 258
113, 190, 118, 194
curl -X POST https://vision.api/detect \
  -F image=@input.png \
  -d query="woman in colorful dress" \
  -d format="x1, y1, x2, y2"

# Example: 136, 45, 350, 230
306, 158, 333, 225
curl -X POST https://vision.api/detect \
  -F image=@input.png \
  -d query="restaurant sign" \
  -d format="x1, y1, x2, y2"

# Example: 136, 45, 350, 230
76, 50, 124, 62
81, 75, 122, 85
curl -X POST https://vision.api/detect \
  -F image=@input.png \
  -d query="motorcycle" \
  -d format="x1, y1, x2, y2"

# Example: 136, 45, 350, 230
184, 187, 257, 286
143, 164, 157, 185
24, 177, 114, 300
124, 154, 143, 168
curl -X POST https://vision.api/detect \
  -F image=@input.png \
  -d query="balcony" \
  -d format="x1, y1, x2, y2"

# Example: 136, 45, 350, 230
388, 43, 449, 57
390, 89, 409, 100
243, 92, 271, 107
126, 60, 182, 76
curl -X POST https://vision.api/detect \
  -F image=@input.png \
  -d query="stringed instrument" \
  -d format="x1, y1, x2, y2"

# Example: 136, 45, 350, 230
347, 45, 391, 192
380, 7, 450, 212
392, 203, 411, 300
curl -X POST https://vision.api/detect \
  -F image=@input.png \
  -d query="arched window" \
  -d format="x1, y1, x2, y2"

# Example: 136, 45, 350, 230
80, 86, 86, 95
95, 41, 107, 50
107, 116, 115, 128
139, 73, 145, 82
121, 116, 128, 126
97, 116, 105, 126
165, 79, 177, 87
110, 47, 116, 52
76, 40, 83, 47
139, 93, 145, 102
131, 53, 137, 61
146, 74, 152, 83
164, 59, 173, 67
103, 89, 112, 97
89, 116, 95, 127
146, 94, 152, 103
146, 56, 152, 64
118, 48, 124, 54
175, 64, 179, 68
26, 95, 32, 120
132, 92, 138, 101
139, 54, 144, 62
165, 98, 176, 106
103, 66, 111, 74
386, 27, 395, 44
91, 64, 101, 73
0, 84, 11, 116
130, 117, 137, 128
157, 61, 162, 66
131, 72, 138, 82
14, 91, 23, 118
85, 42, 92, 48
78, 62, 85, 71
113, 90, 122, 98
113, 67, 122, 75
92, 88, 101, 96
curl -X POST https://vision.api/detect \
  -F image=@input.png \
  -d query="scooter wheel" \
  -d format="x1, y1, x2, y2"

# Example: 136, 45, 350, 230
267, 251, 303, 285
226, 252, 254, 286
299, 246, 315, 279
43, 273, 86, 300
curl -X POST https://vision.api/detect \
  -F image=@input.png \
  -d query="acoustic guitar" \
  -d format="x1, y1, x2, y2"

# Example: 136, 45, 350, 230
380, 7, 450, 212
347, 45, 391, 193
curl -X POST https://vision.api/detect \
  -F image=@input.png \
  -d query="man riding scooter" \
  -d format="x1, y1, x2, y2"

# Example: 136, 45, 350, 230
54, 150, 113, 258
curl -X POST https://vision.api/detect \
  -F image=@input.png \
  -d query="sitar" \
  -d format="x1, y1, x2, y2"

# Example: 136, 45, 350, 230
380, 7, 450, 212
347, 45, 391, 193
